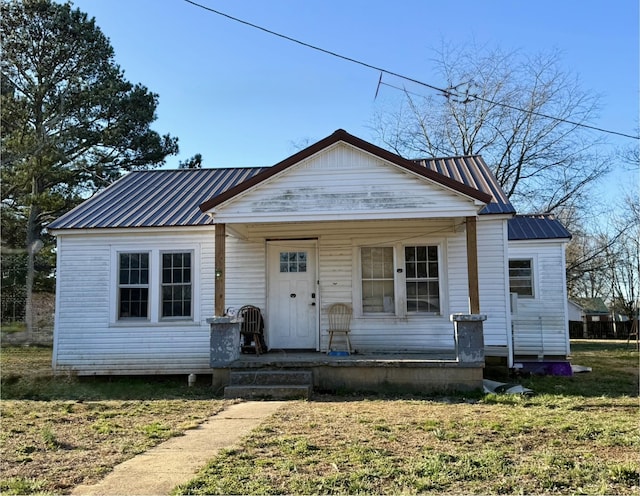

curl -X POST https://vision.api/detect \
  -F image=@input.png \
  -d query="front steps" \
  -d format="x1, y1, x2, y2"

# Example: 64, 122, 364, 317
223, 369, 313, 400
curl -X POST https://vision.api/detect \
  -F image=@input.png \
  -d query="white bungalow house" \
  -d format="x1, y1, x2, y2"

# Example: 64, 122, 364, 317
48, 129, 572, 387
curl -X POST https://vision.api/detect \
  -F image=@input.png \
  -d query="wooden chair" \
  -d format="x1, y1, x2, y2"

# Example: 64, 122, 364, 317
327, 303, 352, 354
238, 305, 265, 355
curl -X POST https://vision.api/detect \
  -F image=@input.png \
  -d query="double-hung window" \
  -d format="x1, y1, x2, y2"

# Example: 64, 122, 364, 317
161, 252, 192, 318
116, 249, 195, 323
361, 247, 395, 313
360, 244, 441, 315
405, 245, 440, 314
118, 253, 149, 319
509, 259, 534, 297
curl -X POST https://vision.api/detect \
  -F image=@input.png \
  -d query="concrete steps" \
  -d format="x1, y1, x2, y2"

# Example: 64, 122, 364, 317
224, 369, 313, 400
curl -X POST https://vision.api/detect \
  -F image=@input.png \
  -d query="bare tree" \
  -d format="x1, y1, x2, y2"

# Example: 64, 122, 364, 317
372, 44, 609, 215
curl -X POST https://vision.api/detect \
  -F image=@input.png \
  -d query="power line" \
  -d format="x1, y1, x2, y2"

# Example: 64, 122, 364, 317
183, 0, 639, 141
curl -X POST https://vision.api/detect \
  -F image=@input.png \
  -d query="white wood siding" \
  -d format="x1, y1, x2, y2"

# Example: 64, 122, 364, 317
476, 218, 511, 358
509, 240, 570, 358
53, 229, 216, 375
213, 143, 481, 223
236, 219, 488, 353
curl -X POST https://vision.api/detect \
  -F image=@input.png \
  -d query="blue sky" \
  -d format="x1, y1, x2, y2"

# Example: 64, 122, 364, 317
70, 0, 638, 181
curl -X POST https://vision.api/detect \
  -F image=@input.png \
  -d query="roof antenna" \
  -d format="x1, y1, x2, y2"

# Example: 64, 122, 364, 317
374, 72, 383, 100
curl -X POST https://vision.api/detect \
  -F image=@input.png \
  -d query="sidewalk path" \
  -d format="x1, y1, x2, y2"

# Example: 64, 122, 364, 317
72, 401, 287, 496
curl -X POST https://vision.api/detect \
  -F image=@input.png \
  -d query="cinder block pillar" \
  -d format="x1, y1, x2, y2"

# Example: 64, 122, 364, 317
208, 316, 240, 366
450, 313, 486, 365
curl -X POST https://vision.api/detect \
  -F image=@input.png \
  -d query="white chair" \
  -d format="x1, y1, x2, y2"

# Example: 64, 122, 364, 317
327, 303, 352, 354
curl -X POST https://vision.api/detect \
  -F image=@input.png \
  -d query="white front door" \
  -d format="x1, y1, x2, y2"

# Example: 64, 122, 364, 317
267, 240, 318, 350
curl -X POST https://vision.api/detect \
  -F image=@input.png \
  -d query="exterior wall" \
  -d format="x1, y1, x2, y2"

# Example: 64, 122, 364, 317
230, 218, 509, 354
476, 217, 512, 360
53, 228, 216, 375
508, 240, 570, 358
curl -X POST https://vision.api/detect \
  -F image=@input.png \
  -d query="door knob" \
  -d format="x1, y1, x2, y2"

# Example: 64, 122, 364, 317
290, 293, 296, 298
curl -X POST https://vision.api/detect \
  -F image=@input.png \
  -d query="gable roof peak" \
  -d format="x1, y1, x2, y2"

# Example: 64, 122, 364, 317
199, 129, 495, 212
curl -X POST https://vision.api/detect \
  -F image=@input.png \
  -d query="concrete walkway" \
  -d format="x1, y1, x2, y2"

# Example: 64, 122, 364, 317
72, 401, 287, 496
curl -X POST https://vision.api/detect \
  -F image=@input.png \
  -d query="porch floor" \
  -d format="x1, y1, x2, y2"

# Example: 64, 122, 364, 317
229, 350, 461, 368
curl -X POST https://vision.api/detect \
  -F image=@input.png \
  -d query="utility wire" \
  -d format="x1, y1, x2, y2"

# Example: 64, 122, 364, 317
183, 0, 639, 141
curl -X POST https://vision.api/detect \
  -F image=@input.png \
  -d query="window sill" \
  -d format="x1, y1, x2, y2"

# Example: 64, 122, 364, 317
111, 320, 199, 328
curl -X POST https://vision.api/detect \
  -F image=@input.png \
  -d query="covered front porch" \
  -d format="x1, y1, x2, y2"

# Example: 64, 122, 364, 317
210, 315, 486, 397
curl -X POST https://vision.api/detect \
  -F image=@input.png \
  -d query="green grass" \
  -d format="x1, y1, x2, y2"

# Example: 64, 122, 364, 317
174, 340, 639, 495
0, 346, 232, 494
1, 342, 638, 495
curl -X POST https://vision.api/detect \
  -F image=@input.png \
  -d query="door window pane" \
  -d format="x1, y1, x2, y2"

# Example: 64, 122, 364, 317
279, 252, 307, 273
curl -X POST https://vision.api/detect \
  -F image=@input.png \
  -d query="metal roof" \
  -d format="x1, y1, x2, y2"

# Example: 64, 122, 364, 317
413, 156, 515, 215
48, 167, 267, 229
49, 130, 517, 230
507, 214, 572, 240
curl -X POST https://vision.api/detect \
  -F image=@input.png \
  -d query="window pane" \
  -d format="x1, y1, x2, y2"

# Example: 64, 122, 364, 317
119, 288, 148, 318
509, 260, 533, 297
417, 246, 427, 261
416, 262, 428, 278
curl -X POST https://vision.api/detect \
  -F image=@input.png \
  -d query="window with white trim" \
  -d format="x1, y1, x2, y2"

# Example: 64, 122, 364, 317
161, 252, 192, 318
361, 247, 395, 313
405, 245, 440, 314
359, 244, 442, 315
118, 252, 150, 319
509, 259, 534, 297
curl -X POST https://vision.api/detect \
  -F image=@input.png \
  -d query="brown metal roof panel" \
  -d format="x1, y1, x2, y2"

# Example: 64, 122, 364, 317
414, 155, 515, 215
48, 167, 267, 230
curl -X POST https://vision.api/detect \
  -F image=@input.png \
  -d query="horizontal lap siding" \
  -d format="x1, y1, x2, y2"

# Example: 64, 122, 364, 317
244, 219, 465, 352
226, 236, 266, 312
476, 219, 510, 352
216, 144, 478, 222
510, 241, 569, 357
54, 230, 216, 375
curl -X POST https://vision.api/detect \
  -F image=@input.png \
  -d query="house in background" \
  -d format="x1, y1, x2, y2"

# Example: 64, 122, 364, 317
48, 129, 572, 391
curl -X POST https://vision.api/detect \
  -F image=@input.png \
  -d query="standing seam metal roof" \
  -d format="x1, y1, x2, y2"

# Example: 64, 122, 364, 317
414, 156, 515, 215
507, 214, 572, 240
48, 131, 517, 230
48, 167, 268, 229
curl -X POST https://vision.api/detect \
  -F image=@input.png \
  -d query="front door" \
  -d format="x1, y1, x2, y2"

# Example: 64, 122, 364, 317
267, 240, 318, 349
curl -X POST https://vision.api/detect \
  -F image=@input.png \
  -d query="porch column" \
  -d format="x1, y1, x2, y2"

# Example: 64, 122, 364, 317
215, 223, 226, 316
466, 216, 480, 314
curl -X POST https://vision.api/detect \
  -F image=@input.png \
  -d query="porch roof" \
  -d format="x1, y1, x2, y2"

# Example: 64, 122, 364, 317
49, 129, 515, 231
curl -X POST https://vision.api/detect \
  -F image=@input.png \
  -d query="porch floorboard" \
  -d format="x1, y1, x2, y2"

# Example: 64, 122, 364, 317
230, 350, 464, 368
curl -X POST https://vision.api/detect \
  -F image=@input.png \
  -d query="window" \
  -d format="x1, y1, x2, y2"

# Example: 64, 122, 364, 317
280, 251, 307, 273
118, 253, 149, 319
161, 252, 192, 318
361, 247, 395, 313
509, 259, 533, 297
405, 245, 440, 313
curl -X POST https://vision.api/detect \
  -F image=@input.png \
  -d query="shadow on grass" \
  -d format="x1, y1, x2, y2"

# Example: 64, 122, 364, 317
1, 374, 219, 401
